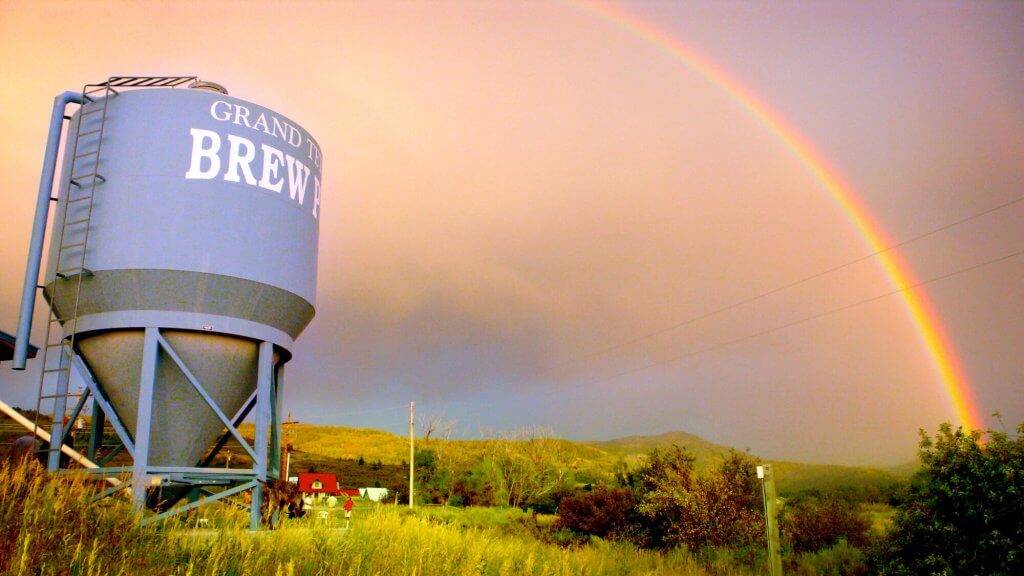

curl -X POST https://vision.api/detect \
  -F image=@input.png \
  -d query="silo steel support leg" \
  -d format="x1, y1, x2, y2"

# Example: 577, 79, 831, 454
270, 364, 284, 479
132, 327, 159, 508
250, 341, 274, 530
87, 399, 104, 461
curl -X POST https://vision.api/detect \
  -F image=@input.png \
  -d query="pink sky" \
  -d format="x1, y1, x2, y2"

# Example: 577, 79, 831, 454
1, 1, 1021, 464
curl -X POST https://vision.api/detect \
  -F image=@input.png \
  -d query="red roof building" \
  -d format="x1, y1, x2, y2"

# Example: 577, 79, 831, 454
297, 472, 339, 495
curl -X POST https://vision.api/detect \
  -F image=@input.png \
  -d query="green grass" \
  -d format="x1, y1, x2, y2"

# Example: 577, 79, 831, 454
1, 460, 876, 575
1, 460, 759, 576
861, 502, 896, 535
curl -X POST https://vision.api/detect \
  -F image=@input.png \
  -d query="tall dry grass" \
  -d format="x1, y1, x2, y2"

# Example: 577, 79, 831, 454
0, 461, 754, 576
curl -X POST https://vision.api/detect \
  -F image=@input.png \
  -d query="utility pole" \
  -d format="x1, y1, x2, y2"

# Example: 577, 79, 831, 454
408, 401, 415, 509
758, 464, 783, 576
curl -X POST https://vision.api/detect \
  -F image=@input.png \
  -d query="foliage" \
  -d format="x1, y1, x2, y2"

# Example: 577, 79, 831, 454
444, 428, 580, 509
870, 423, 1024, 576
556, 486, 637, 540
0, 461, 762, 575
781, 496, 871, 553
619, 447, 764, 551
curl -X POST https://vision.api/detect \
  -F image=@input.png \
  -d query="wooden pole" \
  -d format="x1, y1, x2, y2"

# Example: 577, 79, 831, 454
408, 401, 415, 509
759, 464, 783, 576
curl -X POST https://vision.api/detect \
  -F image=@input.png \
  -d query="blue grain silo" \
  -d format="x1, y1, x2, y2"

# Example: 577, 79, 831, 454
13, 76, 323, 528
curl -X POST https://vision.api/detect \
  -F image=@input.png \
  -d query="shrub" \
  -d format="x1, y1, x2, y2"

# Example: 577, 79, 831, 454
871, 423, 1024, 576
625, 448, 764, 551
556, 486, 636, 540
781, 496, 871, 553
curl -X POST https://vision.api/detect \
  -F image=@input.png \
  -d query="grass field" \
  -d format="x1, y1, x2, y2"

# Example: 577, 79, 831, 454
0, 412, 895, 575
1, 461, 763, 576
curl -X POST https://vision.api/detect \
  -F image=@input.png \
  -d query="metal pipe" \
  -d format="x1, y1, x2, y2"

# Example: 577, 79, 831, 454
13, 91, 83, 369
0, 397, 120, 486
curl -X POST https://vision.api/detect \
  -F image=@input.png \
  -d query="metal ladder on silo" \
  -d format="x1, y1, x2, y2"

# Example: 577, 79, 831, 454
32, 82, 117, 469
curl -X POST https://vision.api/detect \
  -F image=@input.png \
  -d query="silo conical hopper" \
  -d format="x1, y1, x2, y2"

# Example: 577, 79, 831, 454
76, 330, 265, 467
40, 83, 322, 491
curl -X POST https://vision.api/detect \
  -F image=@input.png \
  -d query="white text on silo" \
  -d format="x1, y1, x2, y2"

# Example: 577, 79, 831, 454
185, 128, 320, 219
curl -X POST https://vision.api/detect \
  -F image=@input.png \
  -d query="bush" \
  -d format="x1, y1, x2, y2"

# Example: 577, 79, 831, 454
556, 486, 636, 540
623, 447, 764, 551
781, 496, 871, 553
871, 423, 1024, 576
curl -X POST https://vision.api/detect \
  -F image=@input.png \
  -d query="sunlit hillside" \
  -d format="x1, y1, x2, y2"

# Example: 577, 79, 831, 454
252, 422, 910, 495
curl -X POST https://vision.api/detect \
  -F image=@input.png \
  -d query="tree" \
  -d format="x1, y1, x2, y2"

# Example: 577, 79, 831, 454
619, 445, 696, 549
422, 416, 463, 505
478, 427, 579, 509
625, 447, 764, 550
872, 423, 1024, 576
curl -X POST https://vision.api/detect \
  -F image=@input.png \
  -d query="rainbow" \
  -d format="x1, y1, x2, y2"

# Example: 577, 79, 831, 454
572, 0, 982, 430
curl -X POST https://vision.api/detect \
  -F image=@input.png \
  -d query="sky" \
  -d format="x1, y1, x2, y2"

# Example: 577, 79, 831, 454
0, 0, 1021, 465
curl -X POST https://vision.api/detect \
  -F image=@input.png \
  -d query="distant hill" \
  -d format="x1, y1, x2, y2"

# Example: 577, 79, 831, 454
589, 430, 912, 496
1, 408, 911, 497
588, 431, 734, 470
273, 424, 910, 496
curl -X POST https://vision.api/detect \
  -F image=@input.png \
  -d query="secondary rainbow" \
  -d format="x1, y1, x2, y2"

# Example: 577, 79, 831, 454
573, 0, 982, 429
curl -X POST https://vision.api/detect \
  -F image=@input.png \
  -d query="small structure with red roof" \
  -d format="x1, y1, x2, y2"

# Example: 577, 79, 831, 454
297, 472, 339, 496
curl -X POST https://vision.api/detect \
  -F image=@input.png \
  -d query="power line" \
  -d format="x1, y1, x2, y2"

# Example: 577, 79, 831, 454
571, 247, 1023, 389
561, 193, 1024, 368
441, 246, 1023, 421
339, 245, 1022, 420
332, 193, 1023, 417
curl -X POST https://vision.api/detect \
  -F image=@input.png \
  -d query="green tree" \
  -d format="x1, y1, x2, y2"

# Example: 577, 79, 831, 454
872, 423, 1024, 575
621, 447, 763, 550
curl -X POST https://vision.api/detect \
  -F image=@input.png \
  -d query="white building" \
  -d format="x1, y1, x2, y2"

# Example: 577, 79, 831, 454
359, 487, 389, 502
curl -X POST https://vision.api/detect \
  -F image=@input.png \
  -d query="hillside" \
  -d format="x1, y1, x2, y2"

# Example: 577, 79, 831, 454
2, 409, 910, 497
273, 423, 618, 483
589, 431, 734, 471
276, 423, 909, 496
589, 430, 910, 496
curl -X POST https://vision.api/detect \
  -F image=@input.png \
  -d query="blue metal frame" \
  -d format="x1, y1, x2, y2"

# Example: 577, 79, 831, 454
200, 390, 256, 467
28, 316, 283, 526
87, 399, 104, 460
59, 387, 90, 445
71, 327, 285, 527
142, 480, 258, 526
74, 355, 135, 457
132, 327, 160, 506
250, 341, 274, 530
